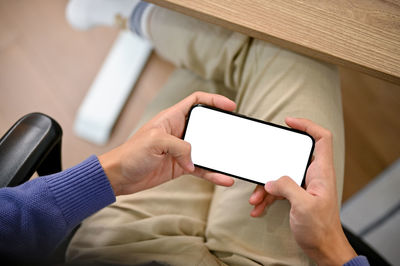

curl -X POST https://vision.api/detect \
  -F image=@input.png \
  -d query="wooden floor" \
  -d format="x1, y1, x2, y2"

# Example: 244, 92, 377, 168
1, 0, 399, 202
0, 0, 174, 172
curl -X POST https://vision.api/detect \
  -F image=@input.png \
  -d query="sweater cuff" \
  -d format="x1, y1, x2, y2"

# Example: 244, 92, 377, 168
44, 155, 116, 227
343, 255, 369, 266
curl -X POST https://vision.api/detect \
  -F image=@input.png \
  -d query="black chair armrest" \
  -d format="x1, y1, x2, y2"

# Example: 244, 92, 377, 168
0, 113, 62, 188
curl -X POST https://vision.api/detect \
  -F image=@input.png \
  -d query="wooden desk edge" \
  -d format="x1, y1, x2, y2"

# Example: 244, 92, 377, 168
147, 0, 400, 85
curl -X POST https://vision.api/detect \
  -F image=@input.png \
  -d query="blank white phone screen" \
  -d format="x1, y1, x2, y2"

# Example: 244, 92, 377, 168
183, 106, 314, 185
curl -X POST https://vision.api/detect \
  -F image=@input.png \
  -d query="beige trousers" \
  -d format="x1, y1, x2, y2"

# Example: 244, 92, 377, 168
67, 6, 344, 266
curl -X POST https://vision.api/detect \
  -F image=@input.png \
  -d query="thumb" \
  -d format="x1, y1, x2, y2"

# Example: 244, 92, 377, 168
265, 176, 308, 204
157, 134, 195, 173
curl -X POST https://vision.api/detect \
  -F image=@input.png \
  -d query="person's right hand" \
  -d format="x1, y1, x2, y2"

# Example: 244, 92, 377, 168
253, 118, 357, 265
99, 92, 236, 196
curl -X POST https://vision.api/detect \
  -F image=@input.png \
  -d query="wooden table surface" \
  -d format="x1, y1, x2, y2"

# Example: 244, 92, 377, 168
148, 0, 400, 84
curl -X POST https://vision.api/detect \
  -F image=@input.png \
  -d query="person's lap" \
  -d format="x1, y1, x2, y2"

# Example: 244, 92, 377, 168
67, 6, 343, 266
66, 69, 232, 265
203, 38, 343, 265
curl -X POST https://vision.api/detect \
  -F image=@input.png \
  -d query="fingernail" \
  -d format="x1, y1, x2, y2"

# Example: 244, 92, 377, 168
249, 194, 256, 202
187, 162, 195, 172
265, 182, 272, 192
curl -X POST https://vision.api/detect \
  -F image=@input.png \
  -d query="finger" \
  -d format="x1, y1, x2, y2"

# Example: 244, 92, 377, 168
249, 185, 266, 205
156, 133, 195, 172
192, 167, 234, 187
265, 176, 308, 204
250, 194, 277, 217
285, 117, 333, 161
176, 91, 236, 117
285, 117, 331, 142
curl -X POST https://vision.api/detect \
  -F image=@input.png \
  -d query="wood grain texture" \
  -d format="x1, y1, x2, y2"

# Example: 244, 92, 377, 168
147, 0, 400, 84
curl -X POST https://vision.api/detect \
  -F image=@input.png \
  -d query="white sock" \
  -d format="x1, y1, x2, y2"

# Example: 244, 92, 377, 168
66, 0, 140, 30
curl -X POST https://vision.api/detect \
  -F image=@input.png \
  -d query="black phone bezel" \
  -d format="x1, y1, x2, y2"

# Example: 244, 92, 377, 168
182, 104, 315, 187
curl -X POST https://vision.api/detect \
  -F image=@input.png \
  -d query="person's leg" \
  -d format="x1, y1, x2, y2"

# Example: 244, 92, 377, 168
145, 7, 344, 265
146, 6, 343, 197
69, 5, 344, 265
204, 40, 343, 265
146, 6, 250, 92
66, 69, 229, 266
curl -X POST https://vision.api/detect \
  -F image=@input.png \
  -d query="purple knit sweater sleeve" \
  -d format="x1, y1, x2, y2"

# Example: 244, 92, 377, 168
344, 256, 370, 266
0, 155, 115, 261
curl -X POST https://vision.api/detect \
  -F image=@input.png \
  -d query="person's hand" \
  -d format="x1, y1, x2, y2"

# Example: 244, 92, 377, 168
250, 118, 357, 265
98, 92, 236, 196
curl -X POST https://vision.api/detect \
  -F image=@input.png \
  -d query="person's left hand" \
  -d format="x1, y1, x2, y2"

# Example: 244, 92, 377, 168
99, 92, 236, 196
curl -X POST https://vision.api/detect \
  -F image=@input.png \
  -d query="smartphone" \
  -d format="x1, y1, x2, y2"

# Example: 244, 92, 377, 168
183, 104, 315, 186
